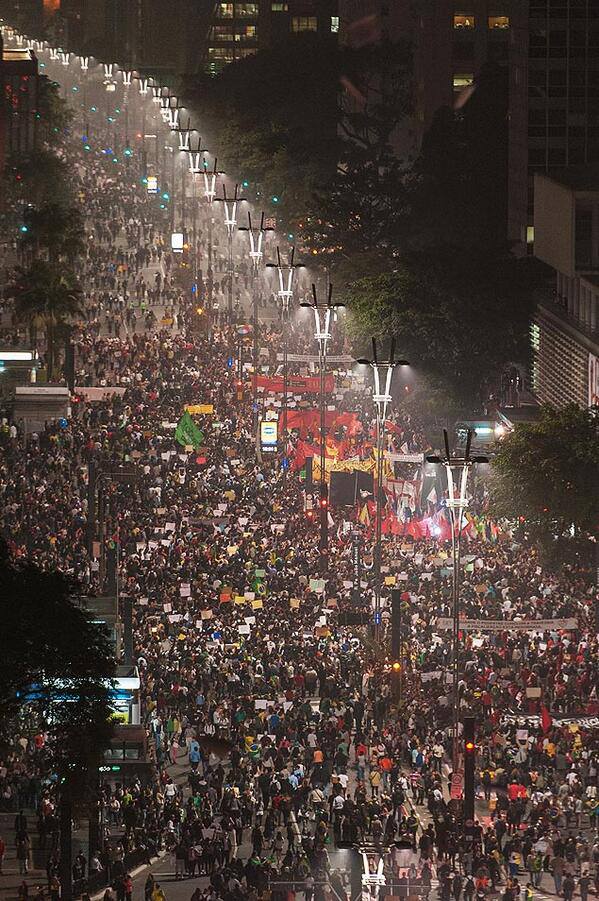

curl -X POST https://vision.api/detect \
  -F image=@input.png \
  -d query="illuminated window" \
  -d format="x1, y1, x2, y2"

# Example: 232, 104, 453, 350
453, 73, 474, 91
272, 2, 288, 9
216, 3, 234, 17
527, 226, 535, 244
235, 3, 258, 15
208, 48, 235, 60
235, 24, 257, 41
489, 15, 510, 28
213, 25, 235, 41
292, 16, 318, 32
454, 14, 475, 28
331, 16, 339, 32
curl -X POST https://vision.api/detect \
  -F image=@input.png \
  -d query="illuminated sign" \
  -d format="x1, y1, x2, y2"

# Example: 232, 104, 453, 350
146, 175, 158, 194
260, 420, 278, 453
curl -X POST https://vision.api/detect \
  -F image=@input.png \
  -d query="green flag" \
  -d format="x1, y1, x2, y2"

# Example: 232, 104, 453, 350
175, 411, 204, 449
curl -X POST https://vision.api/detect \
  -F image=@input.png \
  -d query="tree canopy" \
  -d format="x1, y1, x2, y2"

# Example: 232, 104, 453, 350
490, 405, 599, 543
20, 202, 86, 260
182, 33, 412, 235
0, 541, 115, 780
10, 260, 84, 380
346, 247, 541, 407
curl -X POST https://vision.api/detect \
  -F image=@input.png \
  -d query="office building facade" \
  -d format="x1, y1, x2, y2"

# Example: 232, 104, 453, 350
533, 169, 599, 407
508, 0, 599, 248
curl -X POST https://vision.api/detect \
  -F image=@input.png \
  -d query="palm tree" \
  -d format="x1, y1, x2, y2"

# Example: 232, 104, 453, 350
10, 261, 84, 382
20, 203, 86, 263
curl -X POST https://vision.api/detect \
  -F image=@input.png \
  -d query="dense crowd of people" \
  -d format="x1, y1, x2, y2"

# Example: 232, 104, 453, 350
0, 47, 598, 901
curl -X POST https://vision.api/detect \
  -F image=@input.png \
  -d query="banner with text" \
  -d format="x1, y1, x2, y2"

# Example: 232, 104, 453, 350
256, 374, 334, 395
435, 617, 578, 632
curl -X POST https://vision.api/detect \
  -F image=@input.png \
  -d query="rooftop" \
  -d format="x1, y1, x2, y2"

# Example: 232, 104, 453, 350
539, 165, 599, 193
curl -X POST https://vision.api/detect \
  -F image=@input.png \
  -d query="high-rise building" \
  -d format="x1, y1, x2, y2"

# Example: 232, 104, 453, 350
0, 32, 39, 172
339, 0, 515, 152
202, 0, 339, 75
3, 0, 339, 77
507, 0, 599, 250
532, 168, 599, 407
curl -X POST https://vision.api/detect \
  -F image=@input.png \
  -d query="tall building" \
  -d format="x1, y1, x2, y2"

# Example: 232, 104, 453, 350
339, 0, 514, 151
507, 0, 599, 249
532, 168, 599, 407
0, 32, 39, 172
203, 0, 339, 75
2, 0, 339, 77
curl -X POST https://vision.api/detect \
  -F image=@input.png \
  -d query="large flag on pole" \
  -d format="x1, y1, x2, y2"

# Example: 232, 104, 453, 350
175, 411, 204, 449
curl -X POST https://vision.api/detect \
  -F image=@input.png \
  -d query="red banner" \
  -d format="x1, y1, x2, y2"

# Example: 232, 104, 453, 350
256, 374, 334, 394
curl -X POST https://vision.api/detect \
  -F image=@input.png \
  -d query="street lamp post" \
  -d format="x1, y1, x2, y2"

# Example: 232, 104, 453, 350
201, 158, 221, 322
216, 183, 244, 322
239, 211, 274, 436
357, 339, 408, 643
301, 284, 344, 567
266, 247, 303, 478
426, 429, 487, 776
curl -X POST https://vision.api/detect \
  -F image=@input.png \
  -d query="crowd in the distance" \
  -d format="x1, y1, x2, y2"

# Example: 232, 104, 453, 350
0, 52, 597, 901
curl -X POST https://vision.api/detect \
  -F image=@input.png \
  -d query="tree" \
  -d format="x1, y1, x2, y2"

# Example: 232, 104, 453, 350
36, 75, 73, 146
10, 260, 83, 380
19, 202, 86, 261
409, 62, 510, 252
182, 32, 341, 231
490, 405, 599, 553
0, 541, 115, 900
0, 540, 115, 753
346, 246, 541, 409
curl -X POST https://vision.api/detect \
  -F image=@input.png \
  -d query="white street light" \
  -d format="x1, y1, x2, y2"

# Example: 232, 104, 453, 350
357, 339, 409, 642
426, 430, 488, 776
301, 284, 345, 559
266, 247, 304, 470
239, 212, 275, 433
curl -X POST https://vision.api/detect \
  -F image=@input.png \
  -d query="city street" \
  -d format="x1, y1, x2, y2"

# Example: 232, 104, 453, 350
0, 11, 598, 901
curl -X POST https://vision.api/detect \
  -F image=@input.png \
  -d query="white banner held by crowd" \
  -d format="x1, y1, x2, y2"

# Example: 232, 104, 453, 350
435, 617, 578, 632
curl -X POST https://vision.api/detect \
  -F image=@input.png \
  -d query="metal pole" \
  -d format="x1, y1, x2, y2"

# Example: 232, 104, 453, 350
282, 321, 288, 480
181, 159, 186, 231
319, 339, 327, 558
228, 231, 233, 321
450, 493, 461, 771
374, 411, 384, 643
98, 480, 106, 590
252, 264, 259, 436
87, 460, 97, 555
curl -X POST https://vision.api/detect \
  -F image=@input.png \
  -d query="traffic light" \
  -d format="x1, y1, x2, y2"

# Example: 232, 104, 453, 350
463, 715, 475, 826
